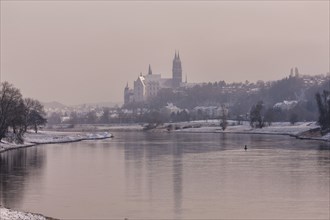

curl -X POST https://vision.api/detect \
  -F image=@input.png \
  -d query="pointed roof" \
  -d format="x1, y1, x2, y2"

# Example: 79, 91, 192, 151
148, 64, 152, 75
177, 51, 180, 60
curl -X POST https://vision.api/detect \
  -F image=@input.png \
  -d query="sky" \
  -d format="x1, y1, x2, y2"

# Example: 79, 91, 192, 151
0, 1, 329, 105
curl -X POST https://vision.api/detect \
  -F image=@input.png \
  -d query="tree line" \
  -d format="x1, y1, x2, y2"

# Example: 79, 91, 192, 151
121, 75, 330, 133
315, 90, 330, 134
247, 89, 330, 134
0, 82, 47, 143
124, 75, 329, 123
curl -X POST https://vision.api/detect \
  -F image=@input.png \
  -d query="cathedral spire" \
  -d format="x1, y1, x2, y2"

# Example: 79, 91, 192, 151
148, 64, 152, 75
172, 50, 182, 88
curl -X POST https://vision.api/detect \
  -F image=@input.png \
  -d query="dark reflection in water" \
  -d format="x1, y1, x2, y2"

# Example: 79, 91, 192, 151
0, 132, 329, 219
120, 132, 329, 219
0, 147, 45, 208
172, 136, 183, 219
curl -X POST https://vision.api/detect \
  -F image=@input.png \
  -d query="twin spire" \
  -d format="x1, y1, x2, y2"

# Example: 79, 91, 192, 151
146, 50, 180, 76
174, 50, 180, 60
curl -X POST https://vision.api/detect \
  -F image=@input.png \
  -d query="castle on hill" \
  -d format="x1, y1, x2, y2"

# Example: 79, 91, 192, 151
124, 51, 185, 105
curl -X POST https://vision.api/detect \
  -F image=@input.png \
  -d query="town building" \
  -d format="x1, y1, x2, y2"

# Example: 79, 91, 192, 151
124, 52, 184, 105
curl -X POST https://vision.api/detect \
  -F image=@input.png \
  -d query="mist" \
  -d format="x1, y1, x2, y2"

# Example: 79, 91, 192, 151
1, 1, 328, 105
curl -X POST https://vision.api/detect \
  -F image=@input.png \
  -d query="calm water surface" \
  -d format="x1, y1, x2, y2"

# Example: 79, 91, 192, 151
0, 132, 329, 219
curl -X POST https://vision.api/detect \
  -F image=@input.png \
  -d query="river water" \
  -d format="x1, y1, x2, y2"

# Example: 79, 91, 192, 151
0, 132, 329, 219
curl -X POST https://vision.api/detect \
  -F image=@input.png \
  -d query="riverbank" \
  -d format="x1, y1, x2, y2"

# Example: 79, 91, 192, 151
0, 131, 112, 220
44, 121, 330, 142
0, 130, 113, 153
150, 120, 330, 142
46, 123, 143, 132
0, 124, 328, 220
0, 206, 59, 220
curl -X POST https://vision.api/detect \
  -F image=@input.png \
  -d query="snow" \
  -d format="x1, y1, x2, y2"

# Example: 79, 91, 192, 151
166, 120, 329, 141
95, 124, 143, 131
164, 103, 182, 113
0, 131, 113, 153
169, 121, 316, 134
0, 207, 46, 220
273, 100, 298, 110
25, 131, 112, 143
0, 131, 113, 219
0, 122, 328, 219
320, 132, 330, 141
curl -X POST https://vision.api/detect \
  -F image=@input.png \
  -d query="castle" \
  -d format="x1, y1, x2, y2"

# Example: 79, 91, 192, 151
124, 52, 183, 105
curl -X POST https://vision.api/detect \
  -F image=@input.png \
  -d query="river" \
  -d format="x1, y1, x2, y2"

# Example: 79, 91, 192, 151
0, 132, 329, 219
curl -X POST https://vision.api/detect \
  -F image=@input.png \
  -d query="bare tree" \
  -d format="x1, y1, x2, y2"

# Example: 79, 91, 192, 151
250, 101, 264, 128
264, 108, 274, 126
100, 107, 111, 124
219, 104, 228, 131
28, 110, 47, 133
289, 112, 298, 125
0, 82, 24, 141
86, 110, 97, 124
315, 90, 330, 133
24, 98, 47, 133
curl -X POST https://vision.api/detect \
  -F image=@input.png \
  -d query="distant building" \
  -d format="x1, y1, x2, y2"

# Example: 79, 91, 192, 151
124, 82, 134, 104
172, 52, 182, 88
124, 52, 184, 105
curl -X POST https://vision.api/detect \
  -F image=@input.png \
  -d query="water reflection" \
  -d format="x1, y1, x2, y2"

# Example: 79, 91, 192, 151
0, 147, 45, 208
122, 133, 184, 218
0, 132, 329, 219
119, 132, 329, 219
172, 136, 183, 219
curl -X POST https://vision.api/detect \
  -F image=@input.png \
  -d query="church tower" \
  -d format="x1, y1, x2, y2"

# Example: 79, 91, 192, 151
172, 51, 182, 88
148, 64, 152, 75
124, 82, 130, 105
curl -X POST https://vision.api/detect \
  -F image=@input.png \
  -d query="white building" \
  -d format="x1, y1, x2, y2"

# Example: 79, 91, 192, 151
124, 52, 183, 104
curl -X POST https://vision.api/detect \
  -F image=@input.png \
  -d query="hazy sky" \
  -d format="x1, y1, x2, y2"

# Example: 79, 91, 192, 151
1, 1, 329, 105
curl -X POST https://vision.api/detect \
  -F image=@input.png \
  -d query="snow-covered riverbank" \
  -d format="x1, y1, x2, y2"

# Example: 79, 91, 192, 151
155, 120, 330, 142
0, 131, 113, 153
0, 131, 112, 220
174, 121, 316, 135
0, 206, 56, 220
0, 122, 328, 220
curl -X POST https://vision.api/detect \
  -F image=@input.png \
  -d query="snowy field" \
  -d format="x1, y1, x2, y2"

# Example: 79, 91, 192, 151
47, 123, 143, 132
45, 121, 329, 142
0, 131, 112, 153
0, 207, 47, 220
162, 120, 330, 141
173, 121, 317, 135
